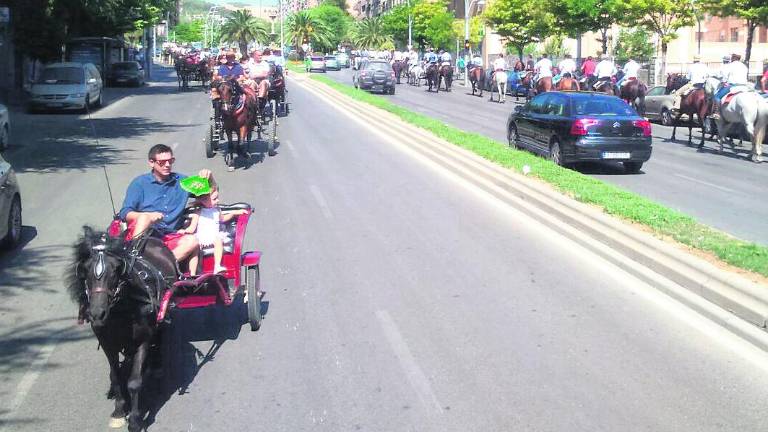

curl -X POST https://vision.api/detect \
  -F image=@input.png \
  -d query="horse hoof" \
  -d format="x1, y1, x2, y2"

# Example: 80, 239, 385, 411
752, 155, 763, 163
227, 166, 234, 172
109, 417, 126, 428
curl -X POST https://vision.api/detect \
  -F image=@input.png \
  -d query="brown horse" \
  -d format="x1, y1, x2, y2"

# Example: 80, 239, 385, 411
218, 79, 259, 170
469, 66, 485, 96
619, 78, 647, 115
392, 59, 407, 84
439, 64, 453, 92
556, 75, 579, 91
425, 64, 440, 93
593, 78, 616, 96
534, 76, 553, 96
666, 74, 710, 147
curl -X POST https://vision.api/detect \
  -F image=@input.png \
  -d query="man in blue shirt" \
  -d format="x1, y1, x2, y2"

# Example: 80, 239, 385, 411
217, 51, 245, 81
119, 144, 218, 262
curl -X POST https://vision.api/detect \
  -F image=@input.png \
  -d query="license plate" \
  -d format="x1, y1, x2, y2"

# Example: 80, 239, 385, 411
372, 85, 383, 91
602, 152, 631, 159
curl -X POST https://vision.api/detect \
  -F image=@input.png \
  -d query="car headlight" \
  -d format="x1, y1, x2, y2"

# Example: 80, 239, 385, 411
70, 93, 86, 98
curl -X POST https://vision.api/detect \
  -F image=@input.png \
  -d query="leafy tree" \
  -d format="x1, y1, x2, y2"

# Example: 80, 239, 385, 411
322, 0, 349, 13
286, 10, 333, 56
483, 0, 556, 59
613, 28, 655, 63
220, 10, 269, 55
701, 0, 768, 67
381, 2, 413, 48
174, 20, 205, 43
552, 0, 620, 54
542, 34, 567, 58
617, 0, 696, 80
311, 4, 353, 51
412, 0, 454, 50
451, 16, 483, 47
351, 17, 393, 49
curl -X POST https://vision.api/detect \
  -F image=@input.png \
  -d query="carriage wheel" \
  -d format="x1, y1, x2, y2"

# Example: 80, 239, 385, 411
246, 266, 262, 331
269, 101, 278, 156
206, 125, 215, 158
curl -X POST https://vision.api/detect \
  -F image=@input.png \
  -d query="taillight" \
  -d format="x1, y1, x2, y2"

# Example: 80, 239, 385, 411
633, 119, 652, 137
570, 118, 600, 136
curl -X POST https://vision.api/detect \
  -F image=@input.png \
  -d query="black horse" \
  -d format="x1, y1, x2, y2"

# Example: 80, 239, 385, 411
67, 226, 177, 432
425, 64, 440, 93
439, 64, 453, 92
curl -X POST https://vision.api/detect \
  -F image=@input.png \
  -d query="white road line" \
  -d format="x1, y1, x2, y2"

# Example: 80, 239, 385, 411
1, 338, 59, 428
674, 173, 737, 194
310, 185, 333, 219
284, 140, 298, 158
376, 310, 444, 415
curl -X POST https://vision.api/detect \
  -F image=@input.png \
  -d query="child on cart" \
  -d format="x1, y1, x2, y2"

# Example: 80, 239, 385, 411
179, 176, 247, 275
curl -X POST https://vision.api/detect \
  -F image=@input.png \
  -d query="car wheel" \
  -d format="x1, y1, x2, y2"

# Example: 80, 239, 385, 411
550, 140, 568, 167
82, 96, 90, 114
0, 125, 8, 151
95, 91, 103, 108
1, 195, 22, 250
623, 161, 643, 174
661, 108, 673, 126
507, 123, 521, 149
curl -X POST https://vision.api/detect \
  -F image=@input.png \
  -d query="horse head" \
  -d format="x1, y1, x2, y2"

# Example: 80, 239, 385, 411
67, 226, 128, 327
217, 79, 242, 113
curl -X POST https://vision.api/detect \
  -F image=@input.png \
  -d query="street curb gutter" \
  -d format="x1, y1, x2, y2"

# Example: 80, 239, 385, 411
292, 75, 768, 351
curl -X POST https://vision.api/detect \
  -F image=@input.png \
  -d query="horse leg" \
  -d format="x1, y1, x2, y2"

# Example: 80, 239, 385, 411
97, 333, 128, 429
671, 113, 683, 141
688, 112, 694, 145
126, 339, 151, 432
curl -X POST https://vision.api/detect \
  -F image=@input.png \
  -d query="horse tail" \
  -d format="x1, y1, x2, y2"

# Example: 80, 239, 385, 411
754, 100, 768, 156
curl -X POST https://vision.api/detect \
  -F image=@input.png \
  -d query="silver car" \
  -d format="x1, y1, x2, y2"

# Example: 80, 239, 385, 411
0, 103, 9, 151
643, 85, 677, 126
0, 152, 21, 249
28, 62, 104, 112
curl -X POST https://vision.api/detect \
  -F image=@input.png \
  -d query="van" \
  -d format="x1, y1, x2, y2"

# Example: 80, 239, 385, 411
28, 62, 104, 113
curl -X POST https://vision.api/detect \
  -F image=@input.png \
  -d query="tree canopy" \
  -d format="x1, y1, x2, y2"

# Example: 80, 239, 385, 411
311, 4, 353, 51
483, 0, 556, 59
701, 0, 768, 65
174, 20, 204, 43
220, 10, 270, 55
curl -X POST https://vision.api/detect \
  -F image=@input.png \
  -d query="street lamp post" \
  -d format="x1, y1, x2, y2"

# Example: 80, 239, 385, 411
280, 0, 285, 58
463, 0, 484, 88
407, 0, 412, 50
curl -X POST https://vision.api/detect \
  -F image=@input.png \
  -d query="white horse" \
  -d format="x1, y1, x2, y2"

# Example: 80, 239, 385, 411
705, 77, 768, 162
489, 70, 507, 103
409, 64, 425, 87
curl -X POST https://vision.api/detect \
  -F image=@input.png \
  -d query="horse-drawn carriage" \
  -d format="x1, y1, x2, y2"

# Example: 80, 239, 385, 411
175, 55, 211, 91
206, 65, 289, 171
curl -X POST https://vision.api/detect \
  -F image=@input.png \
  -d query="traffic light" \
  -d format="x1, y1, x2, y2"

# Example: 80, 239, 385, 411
464, 39, 470, 50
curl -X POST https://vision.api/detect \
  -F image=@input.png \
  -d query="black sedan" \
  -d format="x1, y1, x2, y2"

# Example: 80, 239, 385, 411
507, 92, 652, 173
353, 61, 396, 95
108, 61, 145, 87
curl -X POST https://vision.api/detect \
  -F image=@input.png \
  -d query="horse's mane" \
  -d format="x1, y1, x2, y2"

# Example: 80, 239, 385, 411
65, 226, 125, 306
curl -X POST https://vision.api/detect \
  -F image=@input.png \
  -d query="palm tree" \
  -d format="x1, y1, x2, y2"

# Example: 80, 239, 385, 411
220, 10, 269, 56
351, 17, 392, 50
287, 10, 333, 57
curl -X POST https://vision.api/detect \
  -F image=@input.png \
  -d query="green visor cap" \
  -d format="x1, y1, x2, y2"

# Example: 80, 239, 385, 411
180, 176, 212, 196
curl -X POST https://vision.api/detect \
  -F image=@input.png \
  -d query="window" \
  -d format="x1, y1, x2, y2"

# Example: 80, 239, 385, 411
38, 67, 84, 84
544, 94, 569, 116
719, 30, 726, 42
529, 94, 551, 114
730, 27, 739, 42
647, 86, 665, 96
573, 97, 636, 116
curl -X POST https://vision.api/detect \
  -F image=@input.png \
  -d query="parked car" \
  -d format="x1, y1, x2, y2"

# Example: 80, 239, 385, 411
0, 152, 21, 249
107, 61, 144, 87
336, 52, 350, 68
507, 92, 652, 173
305, 55, 326, 73
643, 85, 677, 126
324, 55, 340, 71
353, 61, 396, 94
28, 62, 103, 113
0, 103, 9, 152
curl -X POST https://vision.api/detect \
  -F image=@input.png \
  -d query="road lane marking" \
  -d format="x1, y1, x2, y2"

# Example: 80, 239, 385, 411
284, 140, 298, 158
674, 173, 737, 194
376, 310, 444, 415
310, 185, 333, 219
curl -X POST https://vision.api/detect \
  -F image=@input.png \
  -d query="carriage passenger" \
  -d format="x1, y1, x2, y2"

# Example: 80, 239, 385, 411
671, 55, 709, 112
119, 145, 218, 266
218, 52, 246, 82
245, 49, 272, 103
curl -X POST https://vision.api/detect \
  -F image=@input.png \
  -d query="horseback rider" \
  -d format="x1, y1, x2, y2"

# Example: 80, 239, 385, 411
408, 49, 420, 75
533, 53, 553, 86
439, 50, 452, 67
617, 57, 640, 88
425, 48, 438, 72
558, 54, 577, 78
119, 144, 218, 266
593, 54, 617, 91
712, 53, 750, 119
671, 55, 709, 112
491, 54, 506, 82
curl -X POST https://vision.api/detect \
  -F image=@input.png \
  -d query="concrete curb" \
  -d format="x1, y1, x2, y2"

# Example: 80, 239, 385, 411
292, 75, 768, 351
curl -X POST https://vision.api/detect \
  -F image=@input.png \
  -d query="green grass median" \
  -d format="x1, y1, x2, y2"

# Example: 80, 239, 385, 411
289, 62, 768, 277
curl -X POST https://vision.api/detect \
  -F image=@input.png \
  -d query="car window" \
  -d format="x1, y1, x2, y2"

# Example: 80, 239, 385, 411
529, 94, 551, 114
544, 94, 568, 116
324, 56, 335, 60
647, 86, 665, 96
112, 63, 138, 71
366, 62, 392, 71
311, 56, 324, 61
573, 97, 636, 116
39, 67, 84, 84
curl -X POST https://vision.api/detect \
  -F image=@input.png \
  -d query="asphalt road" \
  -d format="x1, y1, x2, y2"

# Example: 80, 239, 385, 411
2, 65, 768, 431
323, 67, 768, 246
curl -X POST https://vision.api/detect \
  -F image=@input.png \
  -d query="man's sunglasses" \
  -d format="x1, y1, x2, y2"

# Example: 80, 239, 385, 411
152, 158, 175, 166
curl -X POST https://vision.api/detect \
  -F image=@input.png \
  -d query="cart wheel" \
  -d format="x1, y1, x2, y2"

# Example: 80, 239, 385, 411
246, 266, 262, 331
269, 101, 278, 156
206, 125, 215, 158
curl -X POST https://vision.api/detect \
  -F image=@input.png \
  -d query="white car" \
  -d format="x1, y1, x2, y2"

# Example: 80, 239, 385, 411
0, 152, 21, 249
28, 62, 103, 113
0, 103, 9, 151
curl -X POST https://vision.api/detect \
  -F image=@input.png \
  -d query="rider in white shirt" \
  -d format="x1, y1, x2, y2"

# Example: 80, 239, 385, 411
393, 50, 404, 62
557, 54, 577, 77
618, 58, 640, 87
440, 50, 452, 66
533, 53, 553, 83
492, 55, 506, 72
713, 53, 750, 118
593, 54, 617, 90
471, 54, 483, 68
672, 55, 708, 111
